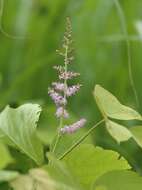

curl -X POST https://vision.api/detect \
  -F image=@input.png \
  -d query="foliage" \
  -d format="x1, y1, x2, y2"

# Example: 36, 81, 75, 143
0, 104, 44, 165
0, 1, 142, 189
0, 84, 142, 189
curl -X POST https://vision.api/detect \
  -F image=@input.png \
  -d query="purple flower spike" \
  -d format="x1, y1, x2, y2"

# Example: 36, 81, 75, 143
60, 118, 87, 134
48, 18, 86, 133
56, 107, 69, 118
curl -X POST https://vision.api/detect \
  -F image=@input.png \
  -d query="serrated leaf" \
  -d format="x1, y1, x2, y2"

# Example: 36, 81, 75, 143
63, 144, 130, 189
94, 170, 142, 190
0, 104, 44, 165
94, 85, 142, 120
0, 170, 19, 182
106, 120, 132, 143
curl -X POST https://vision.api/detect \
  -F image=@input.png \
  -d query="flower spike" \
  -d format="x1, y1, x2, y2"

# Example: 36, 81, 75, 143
48, 17, 86, 135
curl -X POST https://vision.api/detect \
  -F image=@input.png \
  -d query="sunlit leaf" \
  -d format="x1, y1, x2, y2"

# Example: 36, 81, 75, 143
63, 144, 130, 189
0, 170, 19, 182
106, 120, 142, 147
0, 104, 44, 165
94, 85, 142, 120
94, 170, 142, 190
10, 168, 56, 190
46, 154, 82, 190
94, 121, 142, 174
130, 126, 142, 145
106, 120, 132, 143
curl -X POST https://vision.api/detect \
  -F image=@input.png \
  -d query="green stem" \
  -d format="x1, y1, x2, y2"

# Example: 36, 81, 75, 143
58, 119, 105, 160
52, 117, 63, 153
52, 44, 68, 153
64, 45, 68, 99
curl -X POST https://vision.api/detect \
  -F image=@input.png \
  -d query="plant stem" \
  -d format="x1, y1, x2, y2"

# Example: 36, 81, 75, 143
63, 44, 68, 100
52, 117, 63, 153
58, 119, 105, 160
52, 45, 68, 153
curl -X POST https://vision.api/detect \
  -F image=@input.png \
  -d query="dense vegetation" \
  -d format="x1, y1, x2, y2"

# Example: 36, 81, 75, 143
0, 0, 142, 189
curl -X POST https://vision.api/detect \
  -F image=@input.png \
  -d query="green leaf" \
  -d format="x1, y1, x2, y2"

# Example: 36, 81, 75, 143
94, 121, 142, 174
130, 126, 142, 145
10, 175, 33, 190
0, 104, 44, 165
10, 168, 56, 190
63, 144, 130, 189
0, 143, 13, 169
106, 120, 142, 147
94, 85, 142, 120
106, 120, 132, 143
0, 170, 19, 182
94, 170, 142, 190
46, 154, 82, 190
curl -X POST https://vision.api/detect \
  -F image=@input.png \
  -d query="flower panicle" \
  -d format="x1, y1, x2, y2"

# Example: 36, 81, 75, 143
56, 17, 74, 64
48, 17, 86, 135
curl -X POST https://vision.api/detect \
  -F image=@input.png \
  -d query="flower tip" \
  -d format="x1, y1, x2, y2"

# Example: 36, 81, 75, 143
60, 118, 87, 135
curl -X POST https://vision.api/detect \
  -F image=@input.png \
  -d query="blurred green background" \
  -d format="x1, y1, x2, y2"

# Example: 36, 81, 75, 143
0, 0, 142, 128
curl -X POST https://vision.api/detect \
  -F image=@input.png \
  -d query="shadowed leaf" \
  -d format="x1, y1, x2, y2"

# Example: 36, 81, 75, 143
0, 104, 44, 165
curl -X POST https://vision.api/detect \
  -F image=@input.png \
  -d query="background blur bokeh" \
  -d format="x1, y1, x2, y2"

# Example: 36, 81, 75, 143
0, 0, 142, 129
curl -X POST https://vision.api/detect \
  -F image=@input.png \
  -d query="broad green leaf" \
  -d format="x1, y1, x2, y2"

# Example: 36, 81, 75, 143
0, 104, 44, 165
10, 168, 55, 190
6, 147, 37, 173
10, 175, 33, 190
94, 170, 142, 190
0, 143, 13, 169
94, 122, 142, 175
94, 85, 142, 120
63, 144, 130, 189
106, 120, 142, 147
106, 120, 132, 143
46, 154, 82, 190
0, 170, 19, 182
130, 126, 142, 145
